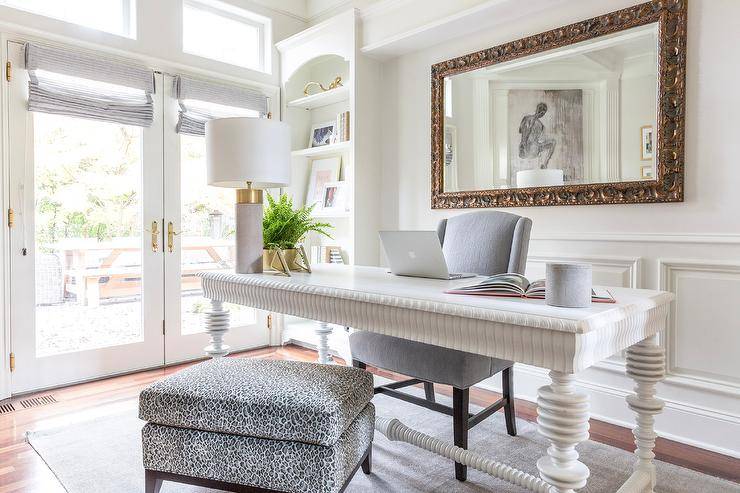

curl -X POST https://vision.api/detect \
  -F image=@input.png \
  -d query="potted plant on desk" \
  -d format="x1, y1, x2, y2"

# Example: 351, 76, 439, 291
263, 192, 333, 275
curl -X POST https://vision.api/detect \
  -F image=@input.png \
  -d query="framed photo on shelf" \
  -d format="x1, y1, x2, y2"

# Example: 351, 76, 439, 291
306, 157, 341, 208
640, 125, 654, 160
309, 121, 336, 147
318, 181, 348, 215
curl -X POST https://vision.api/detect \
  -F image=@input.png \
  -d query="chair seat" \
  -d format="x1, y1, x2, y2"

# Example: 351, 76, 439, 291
139, 358, 373, 447
349, 332, 512, 388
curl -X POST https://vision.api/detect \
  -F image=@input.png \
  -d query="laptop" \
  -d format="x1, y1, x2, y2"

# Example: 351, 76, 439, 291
379, 231, 476, 280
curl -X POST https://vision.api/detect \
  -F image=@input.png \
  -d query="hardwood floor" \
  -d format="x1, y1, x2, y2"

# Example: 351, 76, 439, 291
1, 345, 737, 492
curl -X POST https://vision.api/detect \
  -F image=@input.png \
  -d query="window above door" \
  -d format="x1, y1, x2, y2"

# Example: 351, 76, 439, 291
182, 0, 272, 73
0, 0, 136, 38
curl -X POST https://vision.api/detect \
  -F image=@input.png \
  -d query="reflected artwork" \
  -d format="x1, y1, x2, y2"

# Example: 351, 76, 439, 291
509, 89, 583, 186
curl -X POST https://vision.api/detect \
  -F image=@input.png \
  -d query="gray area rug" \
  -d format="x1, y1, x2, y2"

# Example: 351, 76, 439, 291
27, 381, 738, 493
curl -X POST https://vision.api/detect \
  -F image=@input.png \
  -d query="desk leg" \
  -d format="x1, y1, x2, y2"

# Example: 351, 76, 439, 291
204, 299, 230, 358
536, 371, 590, 493
315, 322, 334, 364
624, 335, 665, 492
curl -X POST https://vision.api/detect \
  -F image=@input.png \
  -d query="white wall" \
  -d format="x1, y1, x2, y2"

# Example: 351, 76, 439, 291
379, 0, 740, 456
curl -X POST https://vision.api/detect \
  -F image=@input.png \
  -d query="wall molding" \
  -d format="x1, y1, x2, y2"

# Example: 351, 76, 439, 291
659, 259, 740, 396
530, 232, 740, 244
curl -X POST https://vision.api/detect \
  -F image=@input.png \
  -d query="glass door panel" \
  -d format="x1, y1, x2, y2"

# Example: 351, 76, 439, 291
163, 78, 268, 363
8, 41, 164, 393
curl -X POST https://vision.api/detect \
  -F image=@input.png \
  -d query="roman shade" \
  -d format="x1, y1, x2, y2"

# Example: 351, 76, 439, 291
24, 43, 155, 127
173, 75, 269, 136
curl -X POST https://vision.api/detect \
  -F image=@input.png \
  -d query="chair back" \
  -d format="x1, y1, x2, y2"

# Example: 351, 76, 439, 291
436, 211, 532, 276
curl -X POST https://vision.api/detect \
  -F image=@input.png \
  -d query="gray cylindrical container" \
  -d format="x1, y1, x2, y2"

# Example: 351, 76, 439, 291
545, 263, 592, 308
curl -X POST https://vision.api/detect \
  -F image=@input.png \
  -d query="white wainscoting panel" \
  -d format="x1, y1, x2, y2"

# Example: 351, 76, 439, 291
660, 260, 740, 393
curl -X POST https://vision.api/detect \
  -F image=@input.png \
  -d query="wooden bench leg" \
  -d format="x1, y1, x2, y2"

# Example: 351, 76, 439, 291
145, 469, 163, 493
453, 387, 469, 481
502, 367, 517, 436
424, 382, 436, 402
361, 445, 372, 474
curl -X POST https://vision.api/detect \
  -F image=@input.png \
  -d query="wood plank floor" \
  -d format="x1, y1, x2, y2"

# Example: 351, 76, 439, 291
1, 345, 737, 492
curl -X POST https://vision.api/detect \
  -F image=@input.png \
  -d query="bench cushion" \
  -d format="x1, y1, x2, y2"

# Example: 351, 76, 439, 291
139, 358, 373, 447
350, 331, 513, 389
142, 403, 374, 493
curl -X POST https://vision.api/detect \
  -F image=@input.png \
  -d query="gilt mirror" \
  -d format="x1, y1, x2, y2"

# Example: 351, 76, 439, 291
431, 0, 686, 208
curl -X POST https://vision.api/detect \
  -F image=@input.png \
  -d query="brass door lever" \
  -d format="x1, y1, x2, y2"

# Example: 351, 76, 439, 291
167, 222, 180, 253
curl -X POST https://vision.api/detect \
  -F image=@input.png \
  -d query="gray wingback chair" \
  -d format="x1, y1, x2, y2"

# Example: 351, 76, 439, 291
350, 210, 532, 482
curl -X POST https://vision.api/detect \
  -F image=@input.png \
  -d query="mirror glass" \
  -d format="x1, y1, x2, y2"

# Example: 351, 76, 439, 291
443, 23, 658, 192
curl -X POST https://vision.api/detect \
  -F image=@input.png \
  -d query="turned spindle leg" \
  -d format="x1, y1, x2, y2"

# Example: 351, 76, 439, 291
625, 335, 666, 491
204, 299, 231, 358
536, 371, 590, 493
314, 322, 334, 364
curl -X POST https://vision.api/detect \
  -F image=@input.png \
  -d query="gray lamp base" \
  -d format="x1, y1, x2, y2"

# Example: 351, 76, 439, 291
235, 202, 263, 274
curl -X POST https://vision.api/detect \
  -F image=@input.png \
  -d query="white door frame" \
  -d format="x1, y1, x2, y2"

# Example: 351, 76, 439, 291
0, 36, 12, 400
5, 40, 166, 393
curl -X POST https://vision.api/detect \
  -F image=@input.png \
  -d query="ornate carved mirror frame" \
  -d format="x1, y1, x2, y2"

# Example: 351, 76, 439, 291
431, 0, 686, 209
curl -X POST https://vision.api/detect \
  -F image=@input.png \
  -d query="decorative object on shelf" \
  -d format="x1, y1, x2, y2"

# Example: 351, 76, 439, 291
306, 156, 341, 208
640, 165, 654, 179
318, 181, 349, 216
309, 120, 337, 147
205, 117, 290, 274
335, 111, 350, 143
640, 125, 654, 161
302, 76, 343, 96
545, 262, 592, 308
262, 192, 332, 276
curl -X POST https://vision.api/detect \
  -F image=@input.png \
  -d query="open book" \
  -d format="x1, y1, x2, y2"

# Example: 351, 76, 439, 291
445, 273, 615, 303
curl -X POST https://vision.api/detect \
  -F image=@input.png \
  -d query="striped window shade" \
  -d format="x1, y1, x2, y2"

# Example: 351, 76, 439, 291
24, 43, 155, 127
173, 75, 268, 136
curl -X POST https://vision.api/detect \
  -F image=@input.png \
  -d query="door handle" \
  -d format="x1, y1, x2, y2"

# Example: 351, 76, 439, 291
145, 221, 159, 252
167, 222, 180, 253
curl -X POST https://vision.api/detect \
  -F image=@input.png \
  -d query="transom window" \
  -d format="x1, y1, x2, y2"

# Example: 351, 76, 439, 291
0, 0, 136, 38
182, 0, 272, 73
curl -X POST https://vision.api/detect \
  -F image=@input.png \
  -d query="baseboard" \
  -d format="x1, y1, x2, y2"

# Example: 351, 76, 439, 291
476, 365, 740, 459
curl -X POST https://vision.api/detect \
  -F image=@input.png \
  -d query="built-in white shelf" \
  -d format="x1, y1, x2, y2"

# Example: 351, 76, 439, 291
291, 140, 351, 158
287, 86, 349, 110
313, 211, 351, 219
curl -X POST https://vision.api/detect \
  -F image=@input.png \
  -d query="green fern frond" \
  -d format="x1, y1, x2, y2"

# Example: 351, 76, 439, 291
262, 191, 334, 249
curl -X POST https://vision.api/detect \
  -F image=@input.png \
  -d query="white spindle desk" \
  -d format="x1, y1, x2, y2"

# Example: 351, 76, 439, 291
199, 265, 674, 493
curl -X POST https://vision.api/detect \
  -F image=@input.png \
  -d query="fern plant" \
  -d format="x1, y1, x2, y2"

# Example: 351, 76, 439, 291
262, 192, 332, 250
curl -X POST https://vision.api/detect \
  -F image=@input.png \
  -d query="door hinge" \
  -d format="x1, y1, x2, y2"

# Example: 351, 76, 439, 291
9, 352, 15, 372
7, 208, 14, 228
267, 314, 272, 331
162, 320, 165, 335
5, 61, 11, 82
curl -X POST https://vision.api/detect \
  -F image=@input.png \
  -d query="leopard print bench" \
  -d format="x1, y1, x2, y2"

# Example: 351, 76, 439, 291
139, 358, 375, 493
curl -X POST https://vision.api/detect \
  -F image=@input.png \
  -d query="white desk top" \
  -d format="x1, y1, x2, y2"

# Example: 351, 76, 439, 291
200, 264, 673, 335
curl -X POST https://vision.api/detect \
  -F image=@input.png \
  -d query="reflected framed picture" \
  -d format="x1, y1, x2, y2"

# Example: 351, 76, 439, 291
306, 157, 341, 208
640, 165, 654, 179
309, 121, 336, 147
640, 125, 654, 160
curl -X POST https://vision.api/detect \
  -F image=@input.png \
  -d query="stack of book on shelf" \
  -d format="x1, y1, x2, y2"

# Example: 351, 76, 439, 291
334, 111, 350, 143
310, 245, 345, 265
445, 273, 615, 303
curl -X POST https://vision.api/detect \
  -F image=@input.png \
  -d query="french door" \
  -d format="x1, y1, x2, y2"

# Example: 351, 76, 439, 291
6, 41, 268, 393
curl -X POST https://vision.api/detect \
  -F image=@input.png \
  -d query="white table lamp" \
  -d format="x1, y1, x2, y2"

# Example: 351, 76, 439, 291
206, 117, 290, 273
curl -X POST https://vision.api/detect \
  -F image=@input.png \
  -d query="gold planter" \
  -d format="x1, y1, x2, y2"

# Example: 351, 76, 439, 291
263, 246, 311, 276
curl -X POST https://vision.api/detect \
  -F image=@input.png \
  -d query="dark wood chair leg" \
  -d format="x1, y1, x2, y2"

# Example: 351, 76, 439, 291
352, 359, 367, 370
145, 470, 163, 493
502, 367, 517, 436
424, 382, 436, 402
361, 445, 372, 474
453, 387, 469, 481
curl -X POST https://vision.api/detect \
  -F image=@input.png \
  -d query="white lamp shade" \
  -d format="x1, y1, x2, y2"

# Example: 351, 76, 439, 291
205, 117, 291, 188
